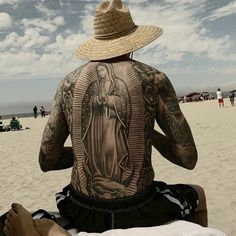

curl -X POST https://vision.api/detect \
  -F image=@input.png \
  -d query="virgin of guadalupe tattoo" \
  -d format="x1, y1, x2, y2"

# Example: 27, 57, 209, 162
81, 63, 134, 199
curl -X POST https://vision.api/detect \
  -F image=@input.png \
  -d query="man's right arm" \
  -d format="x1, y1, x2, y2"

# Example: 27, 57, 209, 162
38, 80, 73, 172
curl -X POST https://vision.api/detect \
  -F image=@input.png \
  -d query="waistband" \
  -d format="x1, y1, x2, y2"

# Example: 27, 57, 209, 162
69, 182, 158, 213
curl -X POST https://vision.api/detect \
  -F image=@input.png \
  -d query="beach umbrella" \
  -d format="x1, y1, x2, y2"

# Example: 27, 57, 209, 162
185, 92, 201, 98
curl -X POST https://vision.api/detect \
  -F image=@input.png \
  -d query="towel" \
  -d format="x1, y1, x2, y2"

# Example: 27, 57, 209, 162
31, 211, 227, 236
75, 220, 227, 236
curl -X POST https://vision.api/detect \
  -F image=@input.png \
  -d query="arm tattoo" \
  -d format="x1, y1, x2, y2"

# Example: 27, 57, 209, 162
154, 75, 197, 169
39, 66, 83, 171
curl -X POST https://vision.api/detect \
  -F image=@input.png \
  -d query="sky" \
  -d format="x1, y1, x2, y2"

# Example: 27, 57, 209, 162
0, 0, 236, 113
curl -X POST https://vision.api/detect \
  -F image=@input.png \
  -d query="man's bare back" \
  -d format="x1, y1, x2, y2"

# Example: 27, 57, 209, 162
39, 58, 197, 199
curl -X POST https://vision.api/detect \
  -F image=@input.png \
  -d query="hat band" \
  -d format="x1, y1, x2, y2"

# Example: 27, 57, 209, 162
94, 25, 137, 40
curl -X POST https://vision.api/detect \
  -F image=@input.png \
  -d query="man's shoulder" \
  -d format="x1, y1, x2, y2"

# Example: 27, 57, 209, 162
65, 65, 85, 83
58, 65, 86, 92
65, 60, 168, 85
131, 60, 167, 83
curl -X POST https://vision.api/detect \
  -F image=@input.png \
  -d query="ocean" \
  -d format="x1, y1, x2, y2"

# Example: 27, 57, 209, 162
0, 100, 52, 120
0, 91, 231, 120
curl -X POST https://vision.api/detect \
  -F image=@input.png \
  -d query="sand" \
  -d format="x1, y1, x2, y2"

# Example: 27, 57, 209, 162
0, 99, 235, 235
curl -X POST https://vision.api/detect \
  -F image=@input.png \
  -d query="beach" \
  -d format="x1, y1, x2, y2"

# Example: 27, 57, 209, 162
0, 99, 235, 235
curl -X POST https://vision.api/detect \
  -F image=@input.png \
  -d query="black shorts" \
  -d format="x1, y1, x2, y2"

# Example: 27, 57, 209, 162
56, 181, 199, 233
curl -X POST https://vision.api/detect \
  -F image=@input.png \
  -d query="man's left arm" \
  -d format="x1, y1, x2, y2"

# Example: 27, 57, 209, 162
38, 81, 73, 172
152, 74, 198, 170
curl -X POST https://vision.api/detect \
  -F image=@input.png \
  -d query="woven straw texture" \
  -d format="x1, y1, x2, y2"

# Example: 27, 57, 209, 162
76, 0, 163, 60
76, 26, 163, 60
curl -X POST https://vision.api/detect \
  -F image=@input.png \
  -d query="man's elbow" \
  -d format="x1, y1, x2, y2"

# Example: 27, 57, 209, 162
186, 160, 197, 170
39, 158, 50, 172
185, 150, 198, 170
38, 149, 51, 172
39, 163, 50, 172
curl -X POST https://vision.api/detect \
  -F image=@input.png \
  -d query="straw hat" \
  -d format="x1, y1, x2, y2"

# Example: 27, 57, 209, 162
76, 0, 163, 60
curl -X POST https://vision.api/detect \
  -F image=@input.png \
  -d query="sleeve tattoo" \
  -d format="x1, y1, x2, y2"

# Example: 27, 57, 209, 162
152, 75, 198, 169
38, 79, 73, 171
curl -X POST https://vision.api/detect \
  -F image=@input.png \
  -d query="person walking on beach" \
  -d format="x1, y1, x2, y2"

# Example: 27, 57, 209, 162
42, 106, 46, 117
3, 0, 207, 235
33, 106, 38, 118
216, 88, 224, 108
40, 106, 46, 117
229, 91, 235, 107
40, 106, 43, 118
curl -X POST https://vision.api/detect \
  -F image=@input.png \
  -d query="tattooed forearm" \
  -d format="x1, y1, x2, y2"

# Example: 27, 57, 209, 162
39, 86, 70, 171
38, 107, 70, 171
39, 146, 73, 171
151, 129, 197, 169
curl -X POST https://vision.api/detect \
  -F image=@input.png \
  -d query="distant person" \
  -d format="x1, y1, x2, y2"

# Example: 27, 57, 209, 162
183, 96, 188, 103
42, 106, 46, 117
40, 107, 43, 117
216, 88, 224, 108
40, 106, 46, 118
229, 91, 235, 107
33, 106, 38, 118
9, 116, 22, 130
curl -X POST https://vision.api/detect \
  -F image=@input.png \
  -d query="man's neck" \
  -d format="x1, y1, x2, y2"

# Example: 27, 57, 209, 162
92, 54, 133, 63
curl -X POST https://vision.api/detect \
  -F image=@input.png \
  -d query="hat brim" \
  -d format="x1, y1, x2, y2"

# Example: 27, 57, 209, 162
76, 25, 163, 61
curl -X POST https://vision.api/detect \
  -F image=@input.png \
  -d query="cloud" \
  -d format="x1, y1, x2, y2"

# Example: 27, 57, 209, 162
20, 16, 65, 33
206, 1, 236, 21
208, 62, 236, 75
163, 0, 206, 4
0, 12, 12, 29
221, 81, 236, 89
0, 0, 236, 84
0, 29, 50, 51
0, 50, 80, 80
45, 32, 87, 55
35, 2, 58, 17
0, 0, 18, 4
0, 29, 85, 80
128, 1, 236, 64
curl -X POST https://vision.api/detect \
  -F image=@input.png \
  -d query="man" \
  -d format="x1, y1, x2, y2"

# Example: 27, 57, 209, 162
216, 88, 224, 108
229, 90, 235, 107
3, 0, 207, 235
33, 106, 38, 118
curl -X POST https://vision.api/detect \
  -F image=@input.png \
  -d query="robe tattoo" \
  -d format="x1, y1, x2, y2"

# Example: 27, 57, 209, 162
81, 64, 133, 198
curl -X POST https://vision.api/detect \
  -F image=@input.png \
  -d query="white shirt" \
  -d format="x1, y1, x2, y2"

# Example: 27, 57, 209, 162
216, 90, 223, 99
